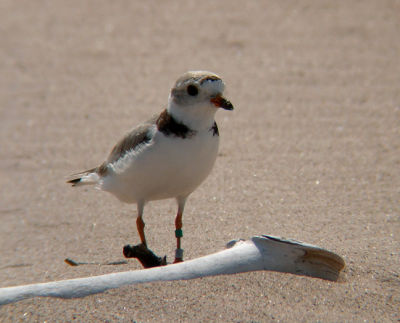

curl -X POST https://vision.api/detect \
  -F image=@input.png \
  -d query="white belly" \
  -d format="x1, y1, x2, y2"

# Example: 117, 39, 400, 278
101, 128, 219, 203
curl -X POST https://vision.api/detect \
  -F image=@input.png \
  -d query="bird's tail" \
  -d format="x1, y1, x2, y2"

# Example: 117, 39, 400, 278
67, 168, 100, 187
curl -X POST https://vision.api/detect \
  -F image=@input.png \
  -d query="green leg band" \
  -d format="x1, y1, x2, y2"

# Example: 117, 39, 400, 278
175, 228, 183, 238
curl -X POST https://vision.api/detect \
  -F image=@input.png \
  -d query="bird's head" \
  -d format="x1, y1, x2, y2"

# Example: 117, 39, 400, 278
168, 71, 233, 130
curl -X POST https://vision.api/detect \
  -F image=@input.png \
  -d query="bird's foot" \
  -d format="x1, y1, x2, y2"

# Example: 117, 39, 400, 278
123, 243, 167, 268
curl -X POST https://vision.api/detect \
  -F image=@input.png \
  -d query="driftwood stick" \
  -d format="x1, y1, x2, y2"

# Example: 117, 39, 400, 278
0, 235, 345, 306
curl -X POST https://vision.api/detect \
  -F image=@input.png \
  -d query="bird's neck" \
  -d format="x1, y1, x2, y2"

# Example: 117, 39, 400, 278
167, 98, 217, 132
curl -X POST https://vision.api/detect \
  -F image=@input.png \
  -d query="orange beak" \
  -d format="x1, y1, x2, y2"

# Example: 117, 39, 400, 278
210, 95, 234, 111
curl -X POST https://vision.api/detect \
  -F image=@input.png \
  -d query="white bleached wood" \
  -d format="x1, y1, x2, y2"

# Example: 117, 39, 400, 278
0, 235, 345, 305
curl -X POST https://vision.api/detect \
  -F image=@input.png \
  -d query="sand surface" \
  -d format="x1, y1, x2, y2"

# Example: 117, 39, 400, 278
1, 1, 399, 321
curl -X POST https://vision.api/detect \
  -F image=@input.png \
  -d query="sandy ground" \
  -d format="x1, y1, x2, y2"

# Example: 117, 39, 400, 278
1, 0, 399, 321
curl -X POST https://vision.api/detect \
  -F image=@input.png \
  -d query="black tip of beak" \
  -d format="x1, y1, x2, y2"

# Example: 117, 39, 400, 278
211, 96, 234, 111
222, 100, 234, 111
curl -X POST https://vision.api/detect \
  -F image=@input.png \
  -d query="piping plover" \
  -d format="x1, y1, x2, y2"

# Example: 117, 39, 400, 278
68, 71, 233, 265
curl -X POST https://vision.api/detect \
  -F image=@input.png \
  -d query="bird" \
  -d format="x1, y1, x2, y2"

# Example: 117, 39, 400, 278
67, 71, 234, 266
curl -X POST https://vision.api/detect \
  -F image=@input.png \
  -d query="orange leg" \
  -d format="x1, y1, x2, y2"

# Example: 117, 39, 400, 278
136, 215, 147, 247
136, 201, 147, 247
173, 198, 186, 263
175, 212, 183, 249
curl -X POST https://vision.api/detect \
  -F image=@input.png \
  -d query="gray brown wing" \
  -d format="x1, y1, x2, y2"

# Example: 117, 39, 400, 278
97, 114, 158, 175
67, 114, 159, 183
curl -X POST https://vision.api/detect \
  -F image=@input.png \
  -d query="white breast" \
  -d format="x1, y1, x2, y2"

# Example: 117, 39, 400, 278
100, 126, 219, 203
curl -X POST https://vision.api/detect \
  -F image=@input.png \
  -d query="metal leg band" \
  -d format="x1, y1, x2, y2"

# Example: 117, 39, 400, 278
175, 248, 184, 259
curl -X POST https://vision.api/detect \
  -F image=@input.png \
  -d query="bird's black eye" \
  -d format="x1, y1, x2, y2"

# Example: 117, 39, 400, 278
187, 85, 198, 96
